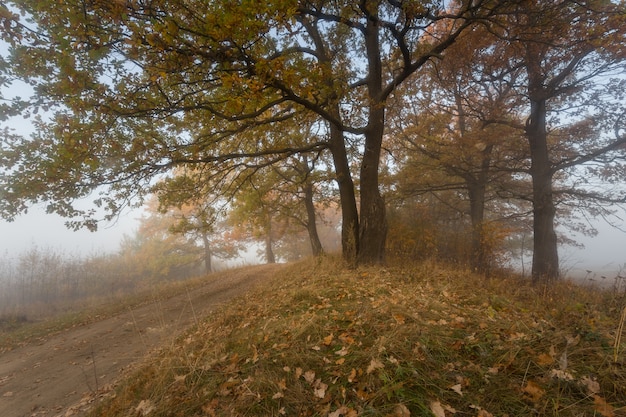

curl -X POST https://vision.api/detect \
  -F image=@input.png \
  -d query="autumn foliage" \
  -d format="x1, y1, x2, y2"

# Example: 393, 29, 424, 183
89, 259, 626, 416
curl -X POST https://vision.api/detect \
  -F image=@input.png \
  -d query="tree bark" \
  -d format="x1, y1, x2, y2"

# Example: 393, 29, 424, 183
201, 231, 212, 274
328, 122, 360, 265
301, 16, 359, 265
525, 50, 559, 282
467, 181, 487, 273
303, 181, 324, 257
358, 4, 387, 265
265, 234, 276, 264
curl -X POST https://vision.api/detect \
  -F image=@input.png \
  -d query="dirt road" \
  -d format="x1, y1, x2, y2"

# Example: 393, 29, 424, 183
0, 264, 282, 417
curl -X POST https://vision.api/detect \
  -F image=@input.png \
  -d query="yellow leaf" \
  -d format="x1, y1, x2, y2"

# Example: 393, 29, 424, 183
336, 358, 346, 365
323, 333, 334, 346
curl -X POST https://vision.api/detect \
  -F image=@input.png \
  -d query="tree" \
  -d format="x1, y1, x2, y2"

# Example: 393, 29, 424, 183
152, 170, 241, 273
495, 0, 626, 282
229, 174, 285, 264
388, 24, 529, 272
0, 0, 503, 266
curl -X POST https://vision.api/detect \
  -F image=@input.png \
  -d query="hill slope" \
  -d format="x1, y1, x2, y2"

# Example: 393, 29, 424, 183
0, 264, 282, 417
90, 259, 626, 417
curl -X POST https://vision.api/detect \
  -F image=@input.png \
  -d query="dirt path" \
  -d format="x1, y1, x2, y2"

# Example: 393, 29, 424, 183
0, 263, 282, 417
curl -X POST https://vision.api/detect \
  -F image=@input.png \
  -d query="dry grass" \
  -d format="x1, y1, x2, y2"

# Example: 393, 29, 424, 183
90, 257, 626, 416
0, 273, 215, 352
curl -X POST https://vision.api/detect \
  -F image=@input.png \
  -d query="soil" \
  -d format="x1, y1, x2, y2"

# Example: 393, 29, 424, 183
0, 263, 282, 417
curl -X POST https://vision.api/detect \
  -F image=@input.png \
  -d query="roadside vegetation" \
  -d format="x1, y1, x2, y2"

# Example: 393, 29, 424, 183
88, 257, 626, 417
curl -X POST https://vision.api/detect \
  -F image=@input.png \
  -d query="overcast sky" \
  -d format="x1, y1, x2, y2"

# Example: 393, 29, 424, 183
0, 205, 140, 258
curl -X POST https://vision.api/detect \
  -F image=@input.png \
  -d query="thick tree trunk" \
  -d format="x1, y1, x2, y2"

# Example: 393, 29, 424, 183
303, 181, 324, 257
467, 181, 487, 273
328, 122, 359, 265
526, 91, 559, 282
358, 5, 387, 265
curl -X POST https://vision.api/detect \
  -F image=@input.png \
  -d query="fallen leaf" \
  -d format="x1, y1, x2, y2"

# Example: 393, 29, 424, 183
295, 367, 303, 379
367, 358, 385, 374
450, 383, 463, 396
335, 346, 349, 356
135, 399, 155, 416
522, 380, 545, 403
393, 403, 411, 416
314, 380, 328, 398
537, 353, 554, 366
336, 358, 346, 365
304, 370, 316, 384
329, 406, 358, 417
323, 334, 334, 346
580, 376, 600, 395
550, 369, 574, 381
272, 392, 284, 399
347, 368, 357, 383
277, 378, 287, 390
430, 401, 446, 417
594, 395, 615, 417
392, 314, 406, 324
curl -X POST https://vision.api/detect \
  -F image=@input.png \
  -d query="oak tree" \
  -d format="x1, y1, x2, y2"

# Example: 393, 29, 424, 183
0, 0, 502, 265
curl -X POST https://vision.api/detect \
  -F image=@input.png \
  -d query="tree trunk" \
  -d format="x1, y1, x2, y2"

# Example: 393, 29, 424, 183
328, 122, 360, 265
467, 144, 493, 274
300, 15, 359, 265
265, 234, 276, 264
201, 231, 212, 274
358, 5, 387, 265
525, 60, 559, 282
467, 181, 487, 273
303, 181, 324, 257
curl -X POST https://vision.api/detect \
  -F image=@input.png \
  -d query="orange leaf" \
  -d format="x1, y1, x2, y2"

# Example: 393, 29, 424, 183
594, 395, 615, 417
522, 380, 545, 403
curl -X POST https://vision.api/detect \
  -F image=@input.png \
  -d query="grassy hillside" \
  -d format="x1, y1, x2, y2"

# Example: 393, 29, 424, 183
91, 258, 626, 417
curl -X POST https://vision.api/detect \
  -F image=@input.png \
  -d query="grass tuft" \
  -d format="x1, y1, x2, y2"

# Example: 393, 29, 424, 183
90, 258, 626, 416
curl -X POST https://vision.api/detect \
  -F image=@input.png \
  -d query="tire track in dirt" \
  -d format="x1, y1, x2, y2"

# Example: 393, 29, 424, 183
0, 263, 282, 417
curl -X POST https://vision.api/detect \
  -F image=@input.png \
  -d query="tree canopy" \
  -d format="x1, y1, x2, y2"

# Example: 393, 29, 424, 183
1, 0, 625, 279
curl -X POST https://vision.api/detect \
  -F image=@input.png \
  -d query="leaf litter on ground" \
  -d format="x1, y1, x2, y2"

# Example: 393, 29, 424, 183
89, 257, 626, 417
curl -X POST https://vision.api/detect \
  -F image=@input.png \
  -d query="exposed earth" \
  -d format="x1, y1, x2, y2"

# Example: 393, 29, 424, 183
0, 263, 282, 417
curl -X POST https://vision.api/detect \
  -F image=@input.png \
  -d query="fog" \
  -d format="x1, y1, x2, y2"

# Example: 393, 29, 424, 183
0, 205, 624, 280
0, 205, 139, 258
